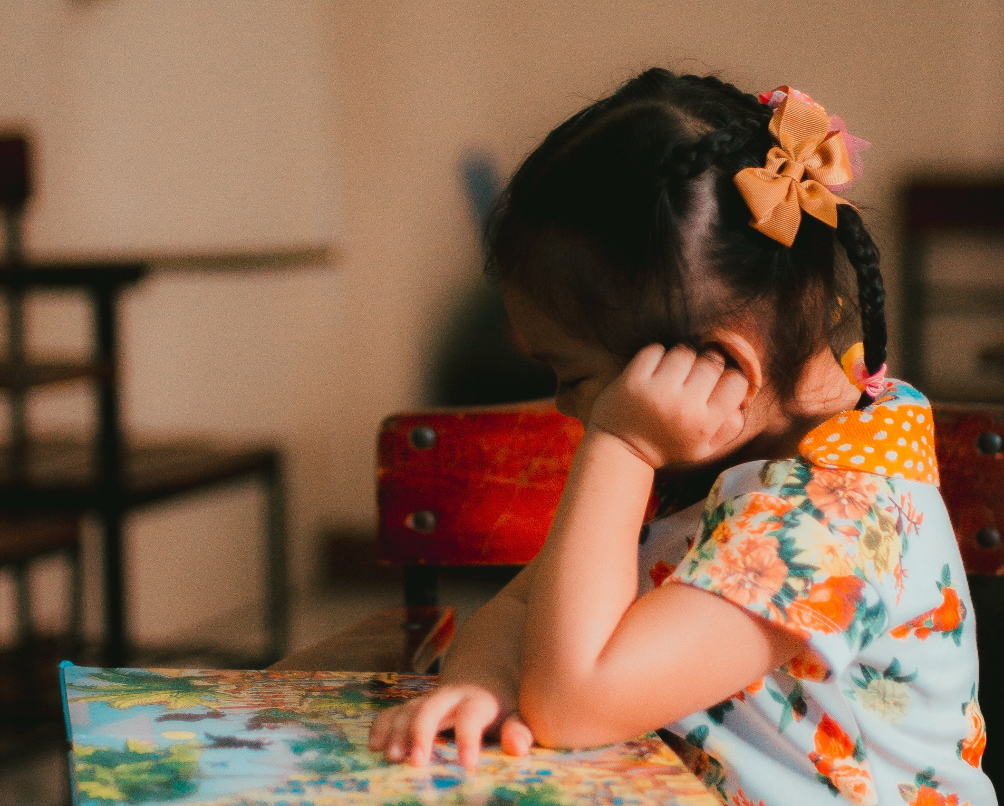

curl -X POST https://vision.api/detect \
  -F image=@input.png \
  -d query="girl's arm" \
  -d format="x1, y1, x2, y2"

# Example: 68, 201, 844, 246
369, 563, 535, 767
519, 346, 805, 749
439, 561, 532, 695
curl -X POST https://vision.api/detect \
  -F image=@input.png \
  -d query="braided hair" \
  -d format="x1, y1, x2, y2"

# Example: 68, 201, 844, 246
486, 68, 886, 406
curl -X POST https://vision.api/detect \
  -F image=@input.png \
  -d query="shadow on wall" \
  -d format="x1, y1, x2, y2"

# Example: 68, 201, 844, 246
426, 153, 555, 407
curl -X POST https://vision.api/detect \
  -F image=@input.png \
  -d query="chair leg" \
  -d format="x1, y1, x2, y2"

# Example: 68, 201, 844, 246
100, 505, 128, 667
12, 561, 31, 645
263, 456, 289, 666
404, 566, 439, 607
68, 546, 84, 657
403, 567, 441, 670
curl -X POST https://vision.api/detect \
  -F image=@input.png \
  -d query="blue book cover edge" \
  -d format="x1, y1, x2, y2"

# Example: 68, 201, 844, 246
59, 660, 80, 806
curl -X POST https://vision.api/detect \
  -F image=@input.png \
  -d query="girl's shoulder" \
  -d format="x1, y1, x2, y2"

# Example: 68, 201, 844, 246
797, 378, 938, 486
687, 378, 955, 616
654, 377, 936, 537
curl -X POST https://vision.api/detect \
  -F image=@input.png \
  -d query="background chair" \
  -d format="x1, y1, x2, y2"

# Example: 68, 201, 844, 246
900, 179, 1004, 401
0, 515, 82, 753
0, 134, 289, 672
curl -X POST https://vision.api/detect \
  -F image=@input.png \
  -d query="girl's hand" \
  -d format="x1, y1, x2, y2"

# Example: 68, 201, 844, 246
368, 684, 534, 769
588, 344, 749, 468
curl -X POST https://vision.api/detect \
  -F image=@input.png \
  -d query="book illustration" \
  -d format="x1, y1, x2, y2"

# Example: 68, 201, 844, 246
61, 665, 718, 806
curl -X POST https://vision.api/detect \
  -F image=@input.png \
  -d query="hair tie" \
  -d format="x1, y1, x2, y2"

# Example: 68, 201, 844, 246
841, 342, 887, 398
733, 86, 868, 247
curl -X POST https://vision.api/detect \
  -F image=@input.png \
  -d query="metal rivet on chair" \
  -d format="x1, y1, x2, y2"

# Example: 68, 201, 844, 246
406, 510, 437, 534
975, 526, 1002, 549
976, 432, 1003, 455
409, 426, 437, 450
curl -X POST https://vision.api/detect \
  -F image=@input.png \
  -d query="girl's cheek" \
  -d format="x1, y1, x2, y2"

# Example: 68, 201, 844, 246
554, 393, 579, 421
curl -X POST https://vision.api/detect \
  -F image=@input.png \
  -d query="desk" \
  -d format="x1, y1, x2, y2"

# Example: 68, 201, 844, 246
61, 665, 718, 806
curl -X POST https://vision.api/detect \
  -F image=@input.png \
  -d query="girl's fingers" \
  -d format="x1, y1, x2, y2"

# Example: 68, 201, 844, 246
708, 367, 750, 415
371, 689, 512, 769
385, 702, 420, 762
712, 408, 747, 448
680, 350, 727, 399
499, 714, 533, 757
368, 706, 397, 750
707, 369, 751, 442
624, 343, 670, 384
453, 695, 500, 769
408, 690, 465, 766
367, 706, 389, 750
650, 344, 697, 385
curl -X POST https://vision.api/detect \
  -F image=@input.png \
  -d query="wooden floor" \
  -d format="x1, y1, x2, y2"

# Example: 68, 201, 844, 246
0, 570, 505, 806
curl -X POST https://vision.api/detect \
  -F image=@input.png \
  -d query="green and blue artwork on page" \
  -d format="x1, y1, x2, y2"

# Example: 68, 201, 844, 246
60, 663, 718, 806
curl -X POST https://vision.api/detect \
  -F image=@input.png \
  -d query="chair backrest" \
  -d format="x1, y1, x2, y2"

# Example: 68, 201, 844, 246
377, 401, 580, 568
378, 400, 1004, 576
932, 404, 1004, 792
932, 404, 1004, 574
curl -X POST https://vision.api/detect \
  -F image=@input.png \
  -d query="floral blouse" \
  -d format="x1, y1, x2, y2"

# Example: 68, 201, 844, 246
639, 380, 996, 806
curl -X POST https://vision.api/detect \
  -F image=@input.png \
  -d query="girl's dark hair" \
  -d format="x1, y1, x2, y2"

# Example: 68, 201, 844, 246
486, 69, 885, 405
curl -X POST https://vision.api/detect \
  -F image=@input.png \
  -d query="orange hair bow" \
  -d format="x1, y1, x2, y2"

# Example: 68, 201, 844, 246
734, 87, 855, 247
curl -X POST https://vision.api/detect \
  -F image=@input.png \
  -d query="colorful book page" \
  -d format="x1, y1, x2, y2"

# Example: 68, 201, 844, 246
61, 665, 718, 806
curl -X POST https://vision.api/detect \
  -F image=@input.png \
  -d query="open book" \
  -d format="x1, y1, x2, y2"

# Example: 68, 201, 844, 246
60, 663, 717, 806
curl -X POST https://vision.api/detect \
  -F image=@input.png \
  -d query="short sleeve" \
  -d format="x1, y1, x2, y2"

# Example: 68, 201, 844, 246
668, 491, 888, 679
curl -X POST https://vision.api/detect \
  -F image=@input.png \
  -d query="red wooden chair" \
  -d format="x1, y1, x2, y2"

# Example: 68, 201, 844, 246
271, 401, 578, 673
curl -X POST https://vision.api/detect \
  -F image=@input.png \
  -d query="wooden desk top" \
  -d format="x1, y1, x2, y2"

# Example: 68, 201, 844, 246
61, 665, 718, 806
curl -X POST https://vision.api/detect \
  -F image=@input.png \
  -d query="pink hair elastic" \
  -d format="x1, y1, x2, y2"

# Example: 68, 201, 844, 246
841, 342, 887, 398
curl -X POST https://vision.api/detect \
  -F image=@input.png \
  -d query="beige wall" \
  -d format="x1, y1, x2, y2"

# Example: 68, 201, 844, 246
2, 0, 1003, 645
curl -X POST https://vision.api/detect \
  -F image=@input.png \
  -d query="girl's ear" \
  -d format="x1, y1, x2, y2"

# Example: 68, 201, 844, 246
704, 328, 763, 407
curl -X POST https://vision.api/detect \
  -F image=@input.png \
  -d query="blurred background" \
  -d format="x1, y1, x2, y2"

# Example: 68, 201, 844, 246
1, 0, 1003, 802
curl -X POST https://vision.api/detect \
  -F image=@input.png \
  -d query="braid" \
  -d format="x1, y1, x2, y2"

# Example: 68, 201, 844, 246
678, 73, 770, 119
836, 205, 887, 403
661, 117, 765, 179
661, 75, 771, 180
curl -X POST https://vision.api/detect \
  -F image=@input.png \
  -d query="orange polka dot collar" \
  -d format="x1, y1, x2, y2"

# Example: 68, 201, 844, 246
798, 379, 939, 486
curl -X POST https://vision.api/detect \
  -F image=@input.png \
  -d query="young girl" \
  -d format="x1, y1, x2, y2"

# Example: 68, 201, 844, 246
368, 69, 996, 805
